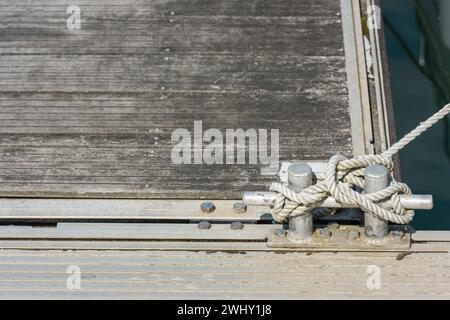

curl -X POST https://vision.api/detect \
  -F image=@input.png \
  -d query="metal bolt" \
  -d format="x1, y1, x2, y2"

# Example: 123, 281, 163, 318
347, 229, 360, 240
274, 228, 287, 238
391, 230, 405, 240
230, 222, 244, 230
327, 222, 340, 230
319, 228, 332, 238
198, 221, 211, 230
233, 202, 247, 214
200, 202, 216, 214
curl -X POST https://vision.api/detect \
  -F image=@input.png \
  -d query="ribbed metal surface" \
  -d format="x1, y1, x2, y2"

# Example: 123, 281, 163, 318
0, 223, 272, 241
0, 249, 449, 299
0, 199, 270, 222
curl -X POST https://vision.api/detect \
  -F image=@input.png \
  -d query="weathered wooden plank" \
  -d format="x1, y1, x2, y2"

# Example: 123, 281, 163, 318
0, 21, 343, 56
0, 0, 353, 199
0, 249, 448, 299
0, 238, 449, 252
0, 55, 346, 92
0, 0, 346, 92
412, 231, 450, 242
0, 0, 341, 17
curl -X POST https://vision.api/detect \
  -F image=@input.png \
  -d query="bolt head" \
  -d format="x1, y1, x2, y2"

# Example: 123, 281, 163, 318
391, 230, 405, 240
327, 222, 340, 230
230, 222, 244, 230
198, 221, 211, 230
319, 228, 332, 238
274, 228, 287, 238
233, 202, 247, 214
347, 229, 360, 240
200, 202, 216, 213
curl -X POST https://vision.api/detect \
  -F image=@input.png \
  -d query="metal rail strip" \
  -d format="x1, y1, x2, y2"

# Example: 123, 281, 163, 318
0, 223, 273, 241
0, 199, 270, 222
0, 238, 449, 252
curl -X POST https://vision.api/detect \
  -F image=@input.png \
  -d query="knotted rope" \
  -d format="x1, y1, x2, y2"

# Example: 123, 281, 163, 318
270, 103, 450, 224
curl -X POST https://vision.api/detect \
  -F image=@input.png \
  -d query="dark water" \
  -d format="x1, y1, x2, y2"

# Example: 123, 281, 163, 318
383, 0, 450, 230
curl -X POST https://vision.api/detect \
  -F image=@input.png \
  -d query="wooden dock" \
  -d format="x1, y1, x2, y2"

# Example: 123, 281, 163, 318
0, 0, 448, 299
0, 0, 354, 199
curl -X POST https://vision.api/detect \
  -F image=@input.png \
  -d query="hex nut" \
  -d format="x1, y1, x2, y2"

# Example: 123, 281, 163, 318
327, 222, 340, 230
347, 229, 360, 240
319, 228, 332, 238
274, 229, 287, 238
230, 222, 244, 230
391, 230, 405, 240
200, 202, 216, 213
198, 221, 211, 230
233, 202, 247, 214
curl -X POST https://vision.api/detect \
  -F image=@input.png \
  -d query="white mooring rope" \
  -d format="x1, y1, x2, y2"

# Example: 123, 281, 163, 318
269, 103, 450, 224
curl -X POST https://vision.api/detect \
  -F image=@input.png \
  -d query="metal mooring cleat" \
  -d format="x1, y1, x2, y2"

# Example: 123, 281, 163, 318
243, 163, 433, 249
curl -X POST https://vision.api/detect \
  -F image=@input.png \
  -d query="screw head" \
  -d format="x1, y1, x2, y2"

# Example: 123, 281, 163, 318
391, 230, 405, 240
198, 221, 211, 230
347, 229, 360, 240
327, 222, 340, 230
319, 228, 332, 238
233, 202, 247, 214
230, 222, 244, 230
200, 202, 216, 214
274, 229, 287, 238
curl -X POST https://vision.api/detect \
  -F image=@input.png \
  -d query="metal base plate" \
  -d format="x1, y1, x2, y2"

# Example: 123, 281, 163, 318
267, 225, 411, 250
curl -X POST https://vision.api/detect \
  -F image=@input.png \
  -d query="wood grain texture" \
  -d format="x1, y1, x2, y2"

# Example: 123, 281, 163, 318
0, 0, 353, 198
0, 249, 449, 299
